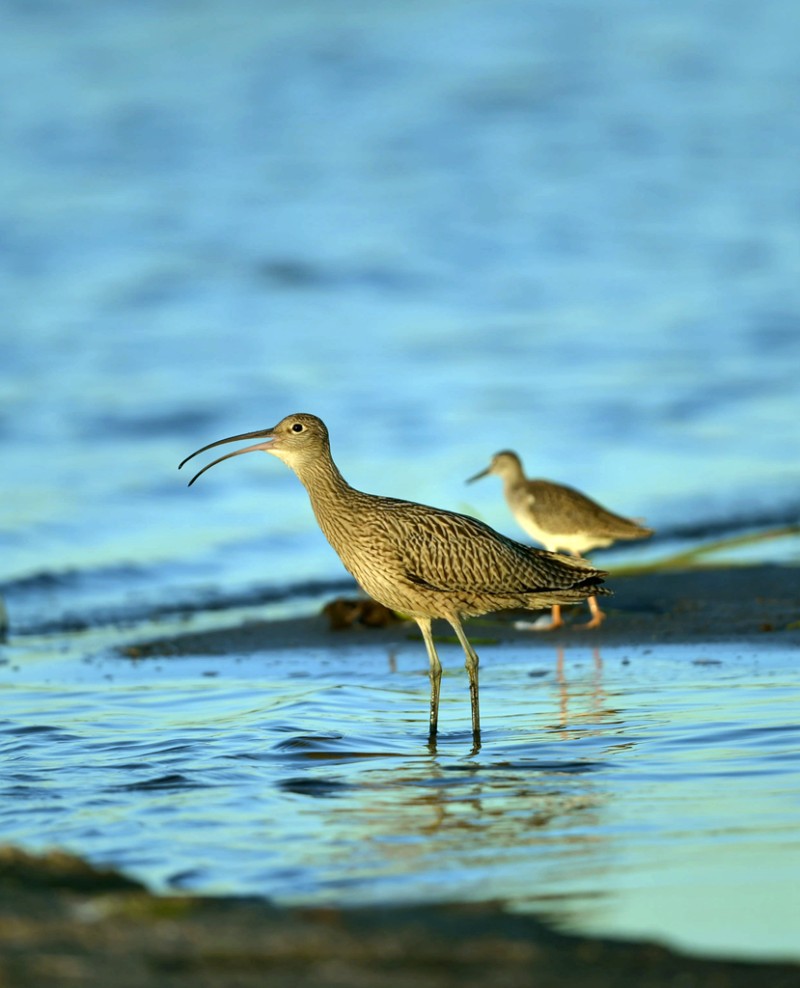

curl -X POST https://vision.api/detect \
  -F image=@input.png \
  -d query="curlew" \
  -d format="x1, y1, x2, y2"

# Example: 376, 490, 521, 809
181, 414, 609, 740
469, 451, 652, 630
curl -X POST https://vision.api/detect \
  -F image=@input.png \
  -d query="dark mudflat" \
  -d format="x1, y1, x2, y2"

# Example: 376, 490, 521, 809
2, 848, 799, 988
122, 564, 800, 660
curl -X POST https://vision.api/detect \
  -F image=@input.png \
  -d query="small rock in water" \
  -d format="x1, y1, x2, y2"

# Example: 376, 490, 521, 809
322, 597, 403, 630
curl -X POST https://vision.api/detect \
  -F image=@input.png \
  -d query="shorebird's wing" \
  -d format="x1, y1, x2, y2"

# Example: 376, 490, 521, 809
531, 483, 653, 539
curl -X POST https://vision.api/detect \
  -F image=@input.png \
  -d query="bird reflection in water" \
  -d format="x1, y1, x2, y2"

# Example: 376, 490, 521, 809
550, 647, 624, 742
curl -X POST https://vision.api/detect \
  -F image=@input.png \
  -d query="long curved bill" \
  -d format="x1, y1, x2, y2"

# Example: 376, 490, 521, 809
179, 428, 275, 486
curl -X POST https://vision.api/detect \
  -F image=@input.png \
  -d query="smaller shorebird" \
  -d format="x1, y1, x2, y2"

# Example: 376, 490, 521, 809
180, 414, 610, 741
468, 451, 652, 630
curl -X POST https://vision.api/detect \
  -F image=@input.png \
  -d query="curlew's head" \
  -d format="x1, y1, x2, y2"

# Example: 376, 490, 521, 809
179, 413, 330, 486
467, 450, 524, 485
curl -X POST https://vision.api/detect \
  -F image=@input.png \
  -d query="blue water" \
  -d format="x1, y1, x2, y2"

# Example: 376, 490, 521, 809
2, 636, 799, 961
2, 0, 799, 964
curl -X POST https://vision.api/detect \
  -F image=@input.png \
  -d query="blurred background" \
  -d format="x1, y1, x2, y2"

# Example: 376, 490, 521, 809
3, 0, 799, 633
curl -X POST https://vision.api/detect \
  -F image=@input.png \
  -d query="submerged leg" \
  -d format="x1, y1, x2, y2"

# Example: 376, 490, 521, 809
447, 616, 481, 740
416, 617, 442, 739
581, 595, 606, 629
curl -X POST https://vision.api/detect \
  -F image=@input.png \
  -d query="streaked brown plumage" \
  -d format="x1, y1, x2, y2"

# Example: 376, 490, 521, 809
469, 450, 653, 630
181, 414, 610, 740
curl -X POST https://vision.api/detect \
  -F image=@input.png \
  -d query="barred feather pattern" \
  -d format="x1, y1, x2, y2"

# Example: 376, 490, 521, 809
289, 427, 608, 621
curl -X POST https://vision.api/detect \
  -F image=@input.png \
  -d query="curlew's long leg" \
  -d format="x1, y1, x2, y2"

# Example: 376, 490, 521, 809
447, 616, 481, 740
416, 618, 442, 739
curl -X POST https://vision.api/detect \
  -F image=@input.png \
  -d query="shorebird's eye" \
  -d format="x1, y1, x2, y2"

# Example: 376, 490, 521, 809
291, 422, 304, 433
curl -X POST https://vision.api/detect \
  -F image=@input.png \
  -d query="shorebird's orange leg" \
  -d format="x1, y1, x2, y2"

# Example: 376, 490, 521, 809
581, 595, 606, 629
534, 603, 564, 631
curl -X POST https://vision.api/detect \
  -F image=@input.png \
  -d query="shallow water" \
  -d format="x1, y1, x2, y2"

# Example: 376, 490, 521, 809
2, 624, 799, 962
2, 0, 800, 965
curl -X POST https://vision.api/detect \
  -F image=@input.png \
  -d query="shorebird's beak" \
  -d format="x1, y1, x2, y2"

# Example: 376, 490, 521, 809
466, 465, 491, 484
179, 428, 276, 486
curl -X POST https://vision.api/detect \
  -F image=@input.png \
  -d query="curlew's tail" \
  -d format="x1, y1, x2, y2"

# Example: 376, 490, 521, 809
532, 549, 611, 604
524, 582, 611, 609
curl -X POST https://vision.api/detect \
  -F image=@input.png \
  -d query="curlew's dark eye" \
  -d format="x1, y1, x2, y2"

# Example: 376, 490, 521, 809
291, 422, 304, 433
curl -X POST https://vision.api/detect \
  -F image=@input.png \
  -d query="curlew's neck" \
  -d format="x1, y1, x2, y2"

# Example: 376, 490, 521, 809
288, 450, 364, 557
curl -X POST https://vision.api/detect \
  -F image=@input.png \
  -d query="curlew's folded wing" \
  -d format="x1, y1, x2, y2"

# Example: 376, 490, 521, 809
392, 503, 605, 595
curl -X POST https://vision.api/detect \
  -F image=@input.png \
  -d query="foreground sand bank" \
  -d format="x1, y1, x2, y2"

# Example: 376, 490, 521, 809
2, 847, 799, 988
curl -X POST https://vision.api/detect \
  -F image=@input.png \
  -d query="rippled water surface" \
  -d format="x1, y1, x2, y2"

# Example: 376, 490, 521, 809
2, 630, 799, 961
2, 0, 800, 966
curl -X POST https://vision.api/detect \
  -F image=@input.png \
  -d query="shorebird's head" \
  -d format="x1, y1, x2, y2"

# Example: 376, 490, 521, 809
467, 450, 523, 485
179, 413, 329, 485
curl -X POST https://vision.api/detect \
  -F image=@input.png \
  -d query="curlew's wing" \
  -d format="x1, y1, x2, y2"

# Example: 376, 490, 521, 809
391, 502, 605, 595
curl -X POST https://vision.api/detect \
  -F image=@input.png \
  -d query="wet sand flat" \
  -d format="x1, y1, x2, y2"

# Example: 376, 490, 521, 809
125, 564, 800, 658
